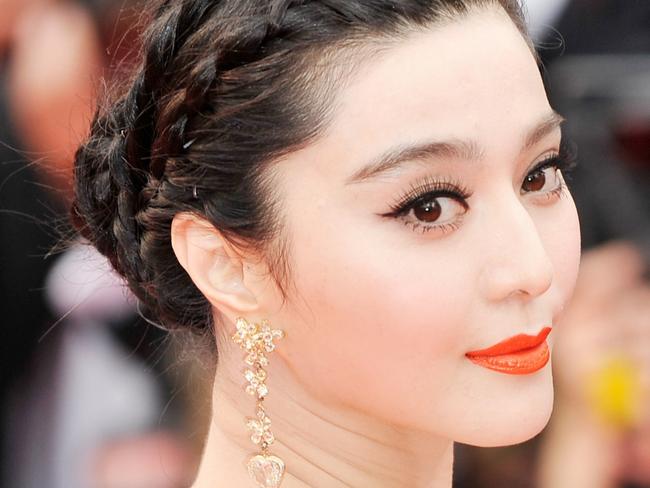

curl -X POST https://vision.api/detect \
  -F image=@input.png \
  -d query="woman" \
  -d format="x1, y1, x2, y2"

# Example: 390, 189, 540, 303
70, 0, 582, 486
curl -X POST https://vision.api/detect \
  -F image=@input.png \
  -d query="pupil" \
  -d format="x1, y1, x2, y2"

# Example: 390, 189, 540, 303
414, 200, 441, 222
525, 171, 546, 192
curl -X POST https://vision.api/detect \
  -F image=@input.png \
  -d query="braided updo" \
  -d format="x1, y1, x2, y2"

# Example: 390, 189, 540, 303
70, 0, 533, 352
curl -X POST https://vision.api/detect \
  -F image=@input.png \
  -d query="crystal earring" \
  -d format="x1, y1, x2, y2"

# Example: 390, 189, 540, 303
232, 317, 286, 488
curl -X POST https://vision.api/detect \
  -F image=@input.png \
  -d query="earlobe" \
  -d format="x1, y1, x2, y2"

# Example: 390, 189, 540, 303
170, 212, 259, 316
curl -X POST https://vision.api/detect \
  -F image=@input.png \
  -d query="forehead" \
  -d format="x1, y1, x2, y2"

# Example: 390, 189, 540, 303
335, 9, 543, 141
274, 6, 550, 184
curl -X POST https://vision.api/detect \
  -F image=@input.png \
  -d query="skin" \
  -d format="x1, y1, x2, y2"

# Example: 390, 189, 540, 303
6, 0, 102, 204
171, 5, 581, 488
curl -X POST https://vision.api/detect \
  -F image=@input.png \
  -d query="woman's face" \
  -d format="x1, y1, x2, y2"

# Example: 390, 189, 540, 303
260, 6, 581, 446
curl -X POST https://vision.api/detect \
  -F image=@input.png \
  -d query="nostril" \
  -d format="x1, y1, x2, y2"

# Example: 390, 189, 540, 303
508, 289, 529, 299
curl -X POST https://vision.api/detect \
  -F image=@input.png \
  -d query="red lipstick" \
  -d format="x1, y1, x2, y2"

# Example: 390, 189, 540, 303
465, 327, 552, 375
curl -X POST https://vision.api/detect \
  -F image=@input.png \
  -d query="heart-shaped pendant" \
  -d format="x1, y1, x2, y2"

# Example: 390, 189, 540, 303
247, 453, 285, 488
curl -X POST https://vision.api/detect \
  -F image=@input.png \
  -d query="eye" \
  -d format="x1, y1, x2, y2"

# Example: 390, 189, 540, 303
400, 196, 468, 234
521, 145, 579, 200
522, 165, 560, 193
523, 165, 568, 204
381, 176, 471, 235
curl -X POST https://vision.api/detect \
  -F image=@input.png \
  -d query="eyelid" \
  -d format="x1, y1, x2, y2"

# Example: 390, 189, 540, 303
527, 150, 560, 173
386, 175, 472, 215
384, 137, 578, 215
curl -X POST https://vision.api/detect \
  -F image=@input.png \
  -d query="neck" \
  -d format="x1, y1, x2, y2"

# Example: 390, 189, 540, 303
191, 346, 454, 488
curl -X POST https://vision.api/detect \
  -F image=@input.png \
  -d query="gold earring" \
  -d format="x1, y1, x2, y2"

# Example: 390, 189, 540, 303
232, 316, 286, 488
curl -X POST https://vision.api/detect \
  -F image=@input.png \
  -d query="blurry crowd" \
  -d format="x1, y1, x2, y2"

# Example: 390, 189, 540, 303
0, 1, 204, 487
0, 0, 648, 487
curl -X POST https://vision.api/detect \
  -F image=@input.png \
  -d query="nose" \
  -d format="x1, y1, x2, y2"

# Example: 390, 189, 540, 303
478, 194, 554, 303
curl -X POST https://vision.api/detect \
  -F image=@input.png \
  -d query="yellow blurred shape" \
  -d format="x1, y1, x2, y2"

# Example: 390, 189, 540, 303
586, 355, 642, 429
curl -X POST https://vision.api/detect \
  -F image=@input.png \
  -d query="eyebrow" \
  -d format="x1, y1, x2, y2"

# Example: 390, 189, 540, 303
344, 110, 565, 185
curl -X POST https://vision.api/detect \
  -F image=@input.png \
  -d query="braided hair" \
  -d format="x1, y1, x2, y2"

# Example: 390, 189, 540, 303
70, 0, 534, 357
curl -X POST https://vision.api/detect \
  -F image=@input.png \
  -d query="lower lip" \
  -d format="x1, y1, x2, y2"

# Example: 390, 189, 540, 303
466, 340, 550, 375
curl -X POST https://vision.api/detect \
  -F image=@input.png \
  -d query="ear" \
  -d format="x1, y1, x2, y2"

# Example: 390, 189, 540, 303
170, 212, 260, 318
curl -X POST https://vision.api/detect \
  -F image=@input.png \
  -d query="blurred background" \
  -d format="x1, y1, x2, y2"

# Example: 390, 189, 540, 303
0, 0, 648, 487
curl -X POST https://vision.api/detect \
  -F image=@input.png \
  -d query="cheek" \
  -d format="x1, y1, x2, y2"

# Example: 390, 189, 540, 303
281, 209, 474, 426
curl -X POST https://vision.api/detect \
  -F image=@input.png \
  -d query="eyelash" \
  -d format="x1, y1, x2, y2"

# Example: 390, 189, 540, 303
383, 139, 579, 235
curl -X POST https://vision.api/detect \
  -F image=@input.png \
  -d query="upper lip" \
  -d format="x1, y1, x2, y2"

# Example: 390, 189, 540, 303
465, 327, 552, 357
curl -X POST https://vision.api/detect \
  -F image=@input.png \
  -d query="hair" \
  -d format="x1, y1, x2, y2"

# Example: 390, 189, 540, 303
70, 0, 535, 359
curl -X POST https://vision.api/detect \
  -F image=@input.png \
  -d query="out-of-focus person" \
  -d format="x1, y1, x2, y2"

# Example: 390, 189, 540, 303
539, 241, 650, 488
5, 0, 101, 204
1, 1, 201, 487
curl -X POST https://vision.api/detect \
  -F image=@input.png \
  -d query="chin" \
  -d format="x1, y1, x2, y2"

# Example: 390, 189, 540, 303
453, 370, 555, 448
473, 404, 553, 447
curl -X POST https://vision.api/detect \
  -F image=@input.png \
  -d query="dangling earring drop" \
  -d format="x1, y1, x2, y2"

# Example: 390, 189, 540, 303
232, 317, 286, 488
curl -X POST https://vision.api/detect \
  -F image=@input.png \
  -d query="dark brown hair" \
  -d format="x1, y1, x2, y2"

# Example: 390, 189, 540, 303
70, 0, 535, 357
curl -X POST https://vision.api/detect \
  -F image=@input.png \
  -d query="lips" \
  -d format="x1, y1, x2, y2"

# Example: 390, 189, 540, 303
465, 326, 552, 375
